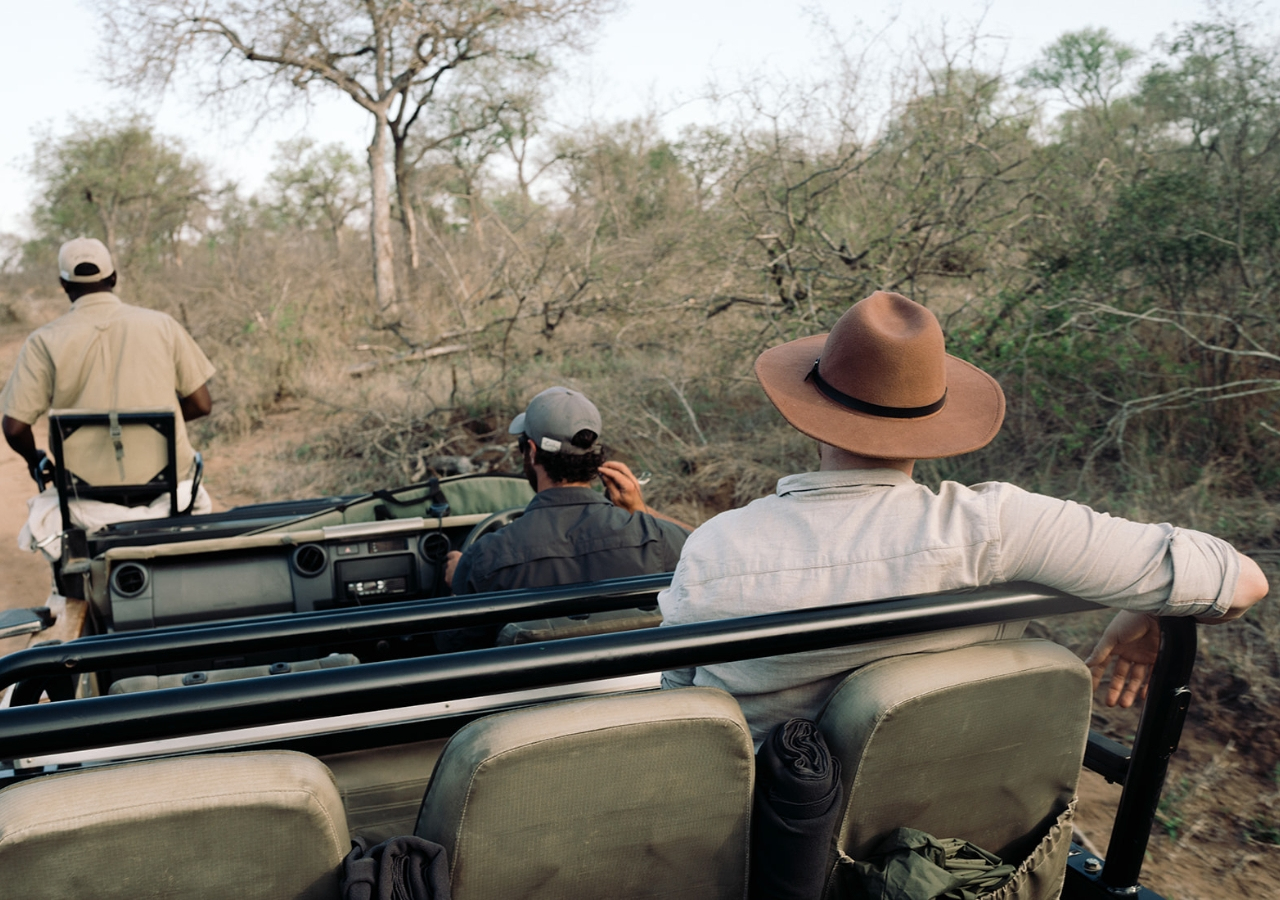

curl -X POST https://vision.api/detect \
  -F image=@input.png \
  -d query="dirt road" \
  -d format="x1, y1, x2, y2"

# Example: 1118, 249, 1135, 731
0, 314, 75, 654
0, 440, 60, 656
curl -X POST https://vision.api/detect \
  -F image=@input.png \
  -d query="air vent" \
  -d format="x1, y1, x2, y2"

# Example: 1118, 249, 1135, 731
419, 532, 451, 563
292, 544, 328, 577
111, 563, 149, 598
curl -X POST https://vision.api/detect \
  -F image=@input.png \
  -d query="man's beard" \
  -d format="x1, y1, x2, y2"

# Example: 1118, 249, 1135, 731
522, 451, 538, 492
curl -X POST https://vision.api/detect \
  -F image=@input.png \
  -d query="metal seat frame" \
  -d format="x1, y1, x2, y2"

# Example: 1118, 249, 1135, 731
48, 408, 192, 529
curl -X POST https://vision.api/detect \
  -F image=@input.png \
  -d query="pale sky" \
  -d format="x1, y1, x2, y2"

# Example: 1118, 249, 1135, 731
0, 0, 1239, 236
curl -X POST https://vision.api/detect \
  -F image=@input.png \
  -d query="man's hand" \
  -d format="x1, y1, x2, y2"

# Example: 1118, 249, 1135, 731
600, 461, 647, 514
1085, 610, 1161, 708
28, 450, 56, 491
444, 550, 462, 588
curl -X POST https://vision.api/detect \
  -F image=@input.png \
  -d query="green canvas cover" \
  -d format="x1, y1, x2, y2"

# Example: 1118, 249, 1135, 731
261, 473, 534, 532
828, 802, 1076, 900
435, 473, 535, 517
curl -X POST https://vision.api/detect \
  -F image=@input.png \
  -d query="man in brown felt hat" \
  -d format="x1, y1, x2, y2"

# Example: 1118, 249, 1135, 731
658, 291, 1269, 745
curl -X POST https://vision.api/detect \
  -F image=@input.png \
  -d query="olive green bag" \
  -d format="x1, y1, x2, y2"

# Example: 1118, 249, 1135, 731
829, 801, 1076, 900
833, 827, 1015, 900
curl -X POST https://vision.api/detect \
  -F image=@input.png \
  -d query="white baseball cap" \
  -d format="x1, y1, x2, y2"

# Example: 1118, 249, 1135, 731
58, 237, 115, 283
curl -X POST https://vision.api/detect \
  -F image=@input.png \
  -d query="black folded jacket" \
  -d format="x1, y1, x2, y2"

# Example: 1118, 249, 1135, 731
750, 717, 844, 900
341, 835, 452, 900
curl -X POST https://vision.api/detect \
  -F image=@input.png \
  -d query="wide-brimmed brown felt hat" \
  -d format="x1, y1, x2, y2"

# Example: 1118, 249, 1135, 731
755, 291, 1005, 459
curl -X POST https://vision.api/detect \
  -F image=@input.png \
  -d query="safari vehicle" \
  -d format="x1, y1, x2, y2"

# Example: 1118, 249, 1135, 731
0, 413, 1193, 900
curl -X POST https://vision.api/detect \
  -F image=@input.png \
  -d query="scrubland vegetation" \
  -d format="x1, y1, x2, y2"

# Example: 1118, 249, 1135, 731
2, 5, 1279, 875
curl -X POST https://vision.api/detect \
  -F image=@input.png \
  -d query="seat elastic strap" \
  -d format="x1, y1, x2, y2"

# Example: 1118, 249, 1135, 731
109, 411, 126, 481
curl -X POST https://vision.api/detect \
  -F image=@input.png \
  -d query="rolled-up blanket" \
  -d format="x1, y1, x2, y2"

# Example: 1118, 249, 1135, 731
341, 835, 452, 900
750, 717, 844, 900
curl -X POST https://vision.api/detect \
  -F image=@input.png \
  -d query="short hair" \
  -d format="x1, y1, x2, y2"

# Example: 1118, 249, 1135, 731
524, 429, 604, 484
60, 272, 117, 299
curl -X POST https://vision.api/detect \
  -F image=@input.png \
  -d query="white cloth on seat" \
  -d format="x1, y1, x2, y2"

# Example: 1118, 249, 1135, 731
18, 482, 213, 560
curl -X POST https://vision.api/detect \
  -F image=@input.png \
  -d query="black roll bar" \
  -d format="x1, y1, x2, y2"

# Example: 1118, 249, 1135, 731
0, 583, 1096, 759
0, 572, 675, 692
1065, 617, 1197, 899
0, 585, 1200, 897
1105, 618, 1196, 886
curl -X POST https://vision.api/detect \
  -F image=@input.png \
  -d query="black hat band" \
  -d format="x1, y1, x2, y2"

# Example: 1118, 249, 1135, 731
806, 360, 947, 419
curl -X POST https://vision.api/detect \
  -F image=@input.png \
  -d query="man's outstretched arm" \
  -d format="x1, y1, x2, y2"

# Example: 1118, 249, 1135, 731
1086, 550, 1269, 707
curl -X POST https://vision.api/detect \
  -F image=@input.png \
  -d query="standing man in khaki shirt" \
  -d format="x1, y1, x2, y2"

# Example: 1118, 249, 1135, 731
0, 238, 216, 503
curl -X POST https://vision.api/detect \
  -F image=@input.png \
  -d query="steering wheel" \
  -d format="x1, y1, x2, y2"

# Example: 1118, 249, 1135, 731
460, 507, 525, 551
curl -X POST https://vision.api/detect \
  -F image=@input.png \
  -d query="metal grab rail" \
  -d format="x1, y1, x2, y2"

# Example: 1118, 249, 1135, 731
0, 583, 1096, 758
1066, 617, 1197, 899
0, 585, 1200, 897
0, 572, 675, 692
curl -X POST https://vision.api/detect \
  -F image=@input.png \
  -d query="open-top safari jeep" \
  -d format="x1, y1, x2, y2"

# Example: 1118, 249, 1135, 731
0, 412, 1193, 900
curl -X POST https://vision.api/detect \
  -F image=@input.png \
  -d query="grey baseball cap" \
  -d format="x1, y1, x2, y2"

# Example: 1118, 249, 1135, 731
509, 387, 603, 454
58, 237, 115, 283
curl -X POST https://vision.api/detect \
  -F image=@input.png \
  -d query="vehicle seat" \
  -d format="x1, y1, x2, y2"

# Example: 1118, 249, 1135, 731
0, 750, 349, 900
49, 408, 194, 522
414, 687, 754, 900
816, 639, 1092, 900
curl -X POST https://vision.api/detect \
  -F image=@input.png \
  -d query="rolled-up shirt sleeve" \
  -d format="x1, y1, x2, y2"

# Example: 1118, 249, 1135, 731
993, 484, 1238, 618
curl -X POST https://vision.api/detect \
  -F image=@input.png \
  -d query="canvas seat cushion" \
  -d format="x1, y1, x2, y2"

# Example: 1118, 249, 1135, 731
415, 687, 754, 900
818, 639, 1092, 866
0, 749, 349, 900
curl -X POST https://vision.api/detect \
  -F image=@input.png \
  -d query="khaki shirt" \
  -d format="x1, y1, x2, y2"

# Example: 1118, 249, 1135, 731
0, 293, 215, 474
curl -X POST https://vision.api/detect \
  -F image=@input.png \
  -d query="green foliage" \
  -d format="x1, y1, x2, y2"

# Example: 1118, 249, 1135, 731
262, 139, 367, 241
562, 121, 699, 238
28, 117, 208, 274
1157, 776, 1194, 841
1021, 27, 1139, 109
1244, 817, 1280, 846
972, 7, 1280, 491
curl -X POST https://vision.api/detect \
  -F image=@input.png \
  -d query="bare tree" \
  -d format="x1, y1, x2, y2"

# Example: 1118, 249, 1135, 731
100, 0, 610, 318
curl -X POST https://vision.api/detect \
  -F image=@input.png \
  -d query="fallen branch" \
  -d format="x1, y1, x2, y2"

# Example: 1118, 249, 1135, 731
346, 344, 468, 377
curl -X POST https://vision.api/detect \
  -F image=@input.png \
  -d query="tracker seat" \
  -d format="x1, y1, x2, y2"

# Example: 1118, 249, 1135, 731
48, 407, 202, 597
49, 407, 196, 524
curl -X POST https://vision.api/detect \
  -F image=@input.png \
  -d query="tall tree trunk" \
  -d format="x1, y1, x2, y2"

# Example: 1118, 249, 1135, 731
392, 130, 421, 307
367, 114, 398, 317
393, 133, 421, 272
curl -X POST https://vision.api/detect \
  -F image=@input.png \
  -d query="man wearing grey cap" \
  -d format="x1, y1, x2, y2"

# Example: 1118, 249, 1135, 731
439, 386, 691, 649
1, 237, 215, 503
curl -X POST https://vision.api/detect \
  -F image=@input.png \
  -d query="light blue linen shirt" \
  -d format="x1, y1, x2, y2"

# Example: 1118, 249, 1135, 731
658, 469, 1240, 744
